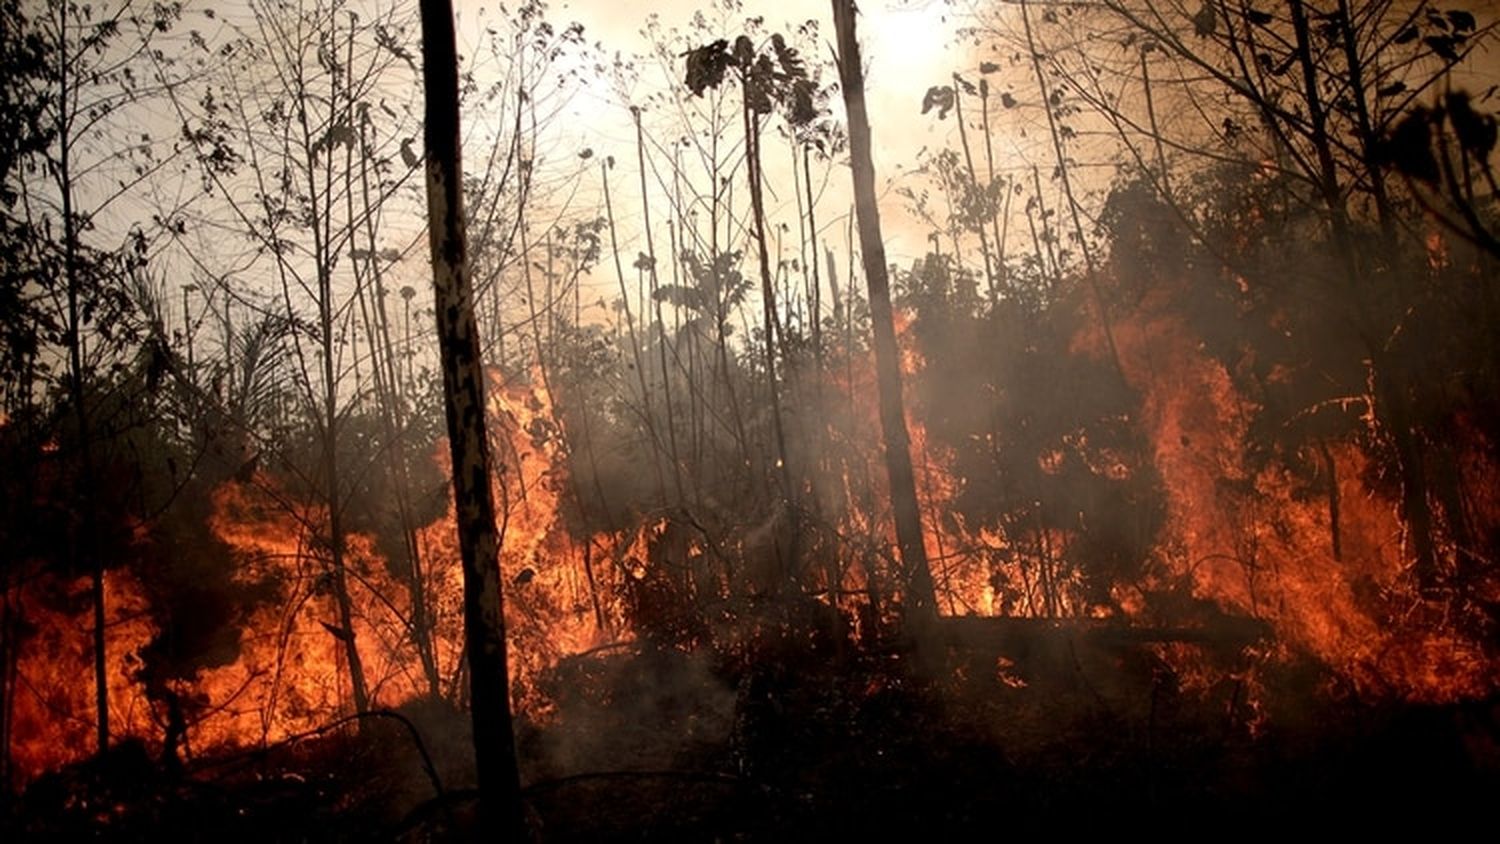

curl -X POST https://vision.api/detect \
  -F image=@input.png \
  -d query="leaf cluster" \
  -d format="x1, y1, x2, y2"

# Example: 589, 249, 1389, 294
683, 32, 820, 128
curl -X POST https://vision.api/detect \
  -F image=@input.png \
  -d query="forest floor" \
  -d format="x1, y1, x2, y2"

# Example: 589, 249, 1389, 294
7, 631, 1499, 840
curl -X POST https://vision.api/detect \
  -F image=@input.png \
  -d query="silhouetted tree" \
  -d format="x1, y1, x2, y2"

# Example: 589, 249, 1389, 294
419, 0, 525, 836
832, 0, 940, 629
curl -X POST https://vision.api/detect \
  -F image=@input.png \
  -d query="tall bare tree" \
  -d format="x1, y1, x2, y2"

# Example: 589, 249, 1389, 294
831, 0, 939, 630
6, 0, 184, 755
168, 0, 441, 718
418, 0, 525, 836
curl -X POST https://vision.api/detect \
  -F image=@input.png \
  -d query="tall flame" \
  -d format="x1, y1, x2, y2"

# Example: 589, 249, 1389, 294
4, 368, 635, 788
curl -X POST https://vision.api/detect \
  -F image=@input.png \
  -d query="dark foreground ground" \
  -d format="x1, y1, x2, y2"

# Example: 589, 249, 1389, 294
7, 632, 1499, 840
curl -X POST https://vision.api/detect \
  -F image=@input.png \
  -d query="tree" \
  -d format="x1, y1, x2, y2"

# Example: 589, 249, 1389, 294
418, 0, 526, 836
970, 0, 1497, 592
684, 28, 823, 506
831, 0, 940, 630
0, 0, 52, 406
1380, 89, 1500, 257
2, 0, 184, 758
169, 0, 440, 716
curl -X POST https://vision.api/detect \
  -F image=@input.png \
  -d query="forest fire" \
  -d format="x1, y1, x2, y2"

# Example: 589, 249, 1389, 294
1097, 284, 1500, 704
5, 0, 1500, 837
195, 474, 430, 748
10, 285, 1493, 816
7, 571, 157, 790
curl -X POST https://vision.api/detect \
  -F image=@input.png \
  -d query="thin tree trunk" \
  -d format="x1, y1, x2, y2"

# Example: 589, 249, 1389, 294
743, 104, 794, 501
418, 0, 525, 836
979, 81, 1008, 302
1319, 441, 1342, 563
293, 10, 368, 717
1333, 0, 1392, 240
317, 167, 370, 720
832, 0, 939, 630
951, 77, 998, 301
1139, 46, 1170, 196
358, 108, 439, 698
55, 8, 108, 752
635, 107, 686, 503
803, 144, 825, 370
1030, 165, 1060, 287
742, 92, 797, 591
601, 159, 668, 501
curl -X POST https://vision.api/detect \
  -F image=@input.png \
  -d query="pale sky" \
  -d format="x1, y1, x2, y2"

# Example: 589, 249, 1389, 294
453, 0, 971, 270
546, 0, 961, 170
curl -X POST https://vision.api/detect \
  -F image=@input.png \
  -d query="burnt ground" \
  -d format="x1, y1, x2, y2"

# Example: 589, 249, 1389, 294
6, 630, 1499, 841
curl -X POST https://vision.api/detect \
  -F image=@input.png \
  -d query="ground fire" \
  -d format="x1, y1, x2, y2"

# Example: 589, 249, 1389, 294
3, 0, 1499, 838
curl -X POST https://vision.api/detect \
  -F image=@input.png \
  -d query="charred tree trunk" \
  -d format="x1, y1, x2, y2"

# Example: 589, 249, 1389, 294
831, 0, 939, 630
418, 0, 525, 836
1318, 442, 1342, 563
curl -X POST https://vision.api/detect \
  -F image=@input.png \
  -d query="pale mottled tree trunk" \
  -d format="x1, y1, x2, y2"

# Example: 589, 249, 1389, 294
831, 0, 939, 631
418, 0, 525, 835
